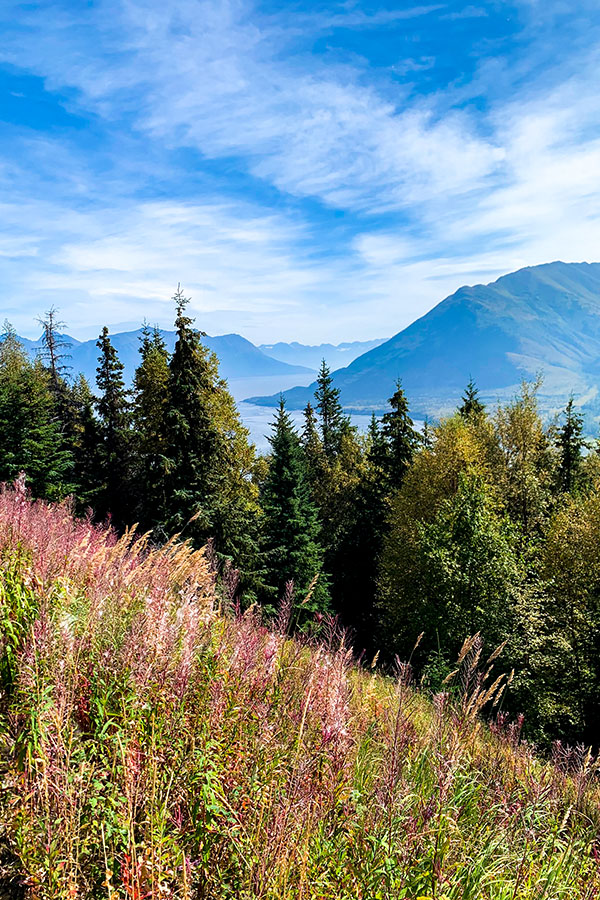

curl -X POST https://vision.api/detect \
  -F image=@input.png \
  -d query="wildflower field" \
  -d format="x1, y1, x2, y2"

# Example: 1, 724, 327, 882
1, 480, 600, 899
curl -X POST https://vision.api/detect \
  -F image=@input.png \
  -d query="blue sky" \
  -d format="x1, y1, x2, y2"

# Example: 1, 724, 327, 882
1, 0, 600, 342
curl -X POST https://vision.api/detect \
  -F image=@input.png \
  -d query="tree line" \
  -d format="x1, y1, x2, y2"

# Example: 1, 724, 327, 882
2, 289, 599, 747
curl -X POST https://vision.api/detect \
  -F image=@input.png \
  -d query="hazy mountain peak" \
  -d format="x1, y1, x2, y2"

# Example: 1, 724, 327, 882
247, 261, 600, 419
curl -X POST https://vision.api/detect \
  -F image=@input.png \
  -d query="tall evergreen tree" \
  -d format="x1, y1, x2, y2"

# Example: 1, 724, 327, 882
301, 401, 324, 487
458, 378, 485, 420
156, 287, 263, 589
68, 374, 103, 512
95, 326, 132, 523
327, 414, 388, 645
556, 397, 586, 494
380, 381, 420, 490
0, 325, 73, 500
262, 397, 330, 625
163, 286, 221, 539
36, 307, 72, 398
36, 309, 102, 511
366, 414, 387, 472
422, 417, 433, 450
132, 324, 170, 530
314, 359, 348, 459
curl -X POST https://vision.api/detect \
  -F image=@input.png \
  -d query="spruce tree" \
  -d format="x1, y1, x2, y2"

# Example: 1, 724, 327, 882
422, 417, 433, 450
36, 309, 103, 511
36, 307, 72, 398
157, 287, 262, 589
458, 378, 485, 420
132, 324, 170, 530
367, 413, 387, 472
0, 325, 73, 500
329, 414, 388, 645
380, 380, 420, 490
262, 397, 330, 625
314, 359, 348, 459
68, 374, 103, 512
95, 326, 132, 523
556, 397, 586, 494
163, 286, 221, 539
301, 400, 324, 487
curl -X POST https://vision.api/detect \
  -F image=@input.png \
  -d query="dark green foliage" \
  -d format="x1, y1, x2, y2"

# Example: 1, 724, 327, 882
0, 326, 73, 500
555, 397, 587, 494
67, 374, 104, 512
301, 401, 324, 485
163, 287, 221, 540
35, 309, 101, 510
458, 378, 485, 420
95, 326, 132, 524
324, 458, 386, 647
314, 359, 349, 459
132, 324, 170, 530
261, 398, 330, 624
378, 475, 520, 664
379, 380, 421, 490
162, 288, 262, 587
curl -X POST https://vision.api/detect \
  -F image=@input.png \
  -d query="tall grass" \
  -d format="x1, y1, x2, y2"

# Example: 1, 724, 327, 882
1, 477, 600, 898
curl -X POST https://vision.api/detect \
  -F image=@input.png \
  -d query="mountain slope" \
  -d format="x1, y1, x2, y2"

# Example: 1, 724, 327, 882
2, 482, 600, 896
259, 338, 386, 371
18, 328, 312, 387
248, 262, 600, 415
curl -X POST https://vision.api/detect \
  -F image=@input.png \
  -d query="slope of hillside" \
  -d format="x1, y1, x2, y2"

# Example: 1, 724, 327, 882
259, 338, 386, 371
1, 482, 600, 897
249, 261, 600, 416
18, 328, 312, 387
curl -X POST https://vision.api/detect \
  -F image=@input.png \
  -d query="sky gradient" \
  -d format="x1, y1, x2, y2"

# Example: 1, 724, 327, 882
2, 0, 600, 342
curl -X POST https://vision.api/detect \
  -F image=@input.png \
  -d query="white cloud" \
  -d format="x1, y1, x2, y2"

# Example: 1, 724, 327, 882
0, 0, 502, 213
2, 0, 600, 344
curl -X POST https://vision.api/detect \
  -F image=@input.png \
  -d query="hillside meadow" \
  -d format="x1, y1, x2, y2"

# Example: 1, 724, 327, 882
1, 480, 600, 898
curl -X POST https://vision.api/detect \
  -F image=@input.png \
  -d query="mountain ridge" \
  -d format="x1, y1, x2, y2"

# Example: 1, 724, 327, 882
259, 338, 386, 370
247, 261, 600, 418
15, 328, 313, 387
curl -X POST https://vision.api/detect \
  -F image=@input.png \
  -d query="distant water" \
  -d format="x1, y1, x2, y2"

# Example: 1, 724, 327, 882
239, 402, 381, 451
228, 373, 377, 452
227, 374, 426, 451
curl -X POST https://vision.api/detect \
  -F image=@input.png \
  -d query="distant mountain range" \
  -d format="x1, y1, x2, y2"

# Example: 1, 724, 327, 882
16, 330, 313, 387
258, 339, 385, 371
14, 330, 384, 393
248, 262, 600, 420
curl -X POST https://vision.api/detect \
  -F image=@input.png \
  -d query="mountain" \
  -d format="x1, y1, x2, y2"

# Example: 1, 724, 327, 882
248, 262, 600, 418
17, 329, 312, 387
258, 338, 386, 371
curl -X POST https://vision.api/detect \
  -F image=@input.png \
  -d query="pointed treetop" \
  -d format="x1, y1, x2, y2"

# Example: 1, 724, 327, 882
172, 284, 207, 340
96, 326, 127, 399
36, 306, 72, 386
302, 401, 319, 439
269, 394, 296, 446
139, 321, 167, 359
458, 377, 485, 419
314, 358, 348, 458
556, 395, 587, 493
422, 416, 433, 449
380, 380, 420, 488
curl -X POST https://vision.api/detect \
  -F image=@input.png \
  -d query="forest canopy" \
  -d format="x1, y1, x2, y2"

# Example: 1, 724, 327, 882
2, 293, 599, 749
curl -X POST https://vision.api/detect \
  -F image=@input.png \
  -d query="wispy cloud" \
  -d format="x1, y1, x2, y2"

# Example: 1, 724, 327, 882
1, 0, 600, 342
0, 0, 501, 213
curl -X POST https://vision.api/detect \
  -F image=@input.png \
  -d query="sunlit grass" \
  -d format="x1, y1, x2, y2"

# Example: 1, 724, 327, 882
1, 478, 600, 898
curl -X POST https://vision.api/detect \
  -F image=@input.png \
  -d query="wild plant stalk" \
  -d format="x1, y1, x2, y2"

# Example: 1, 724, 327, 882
1, 480, 600, 898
